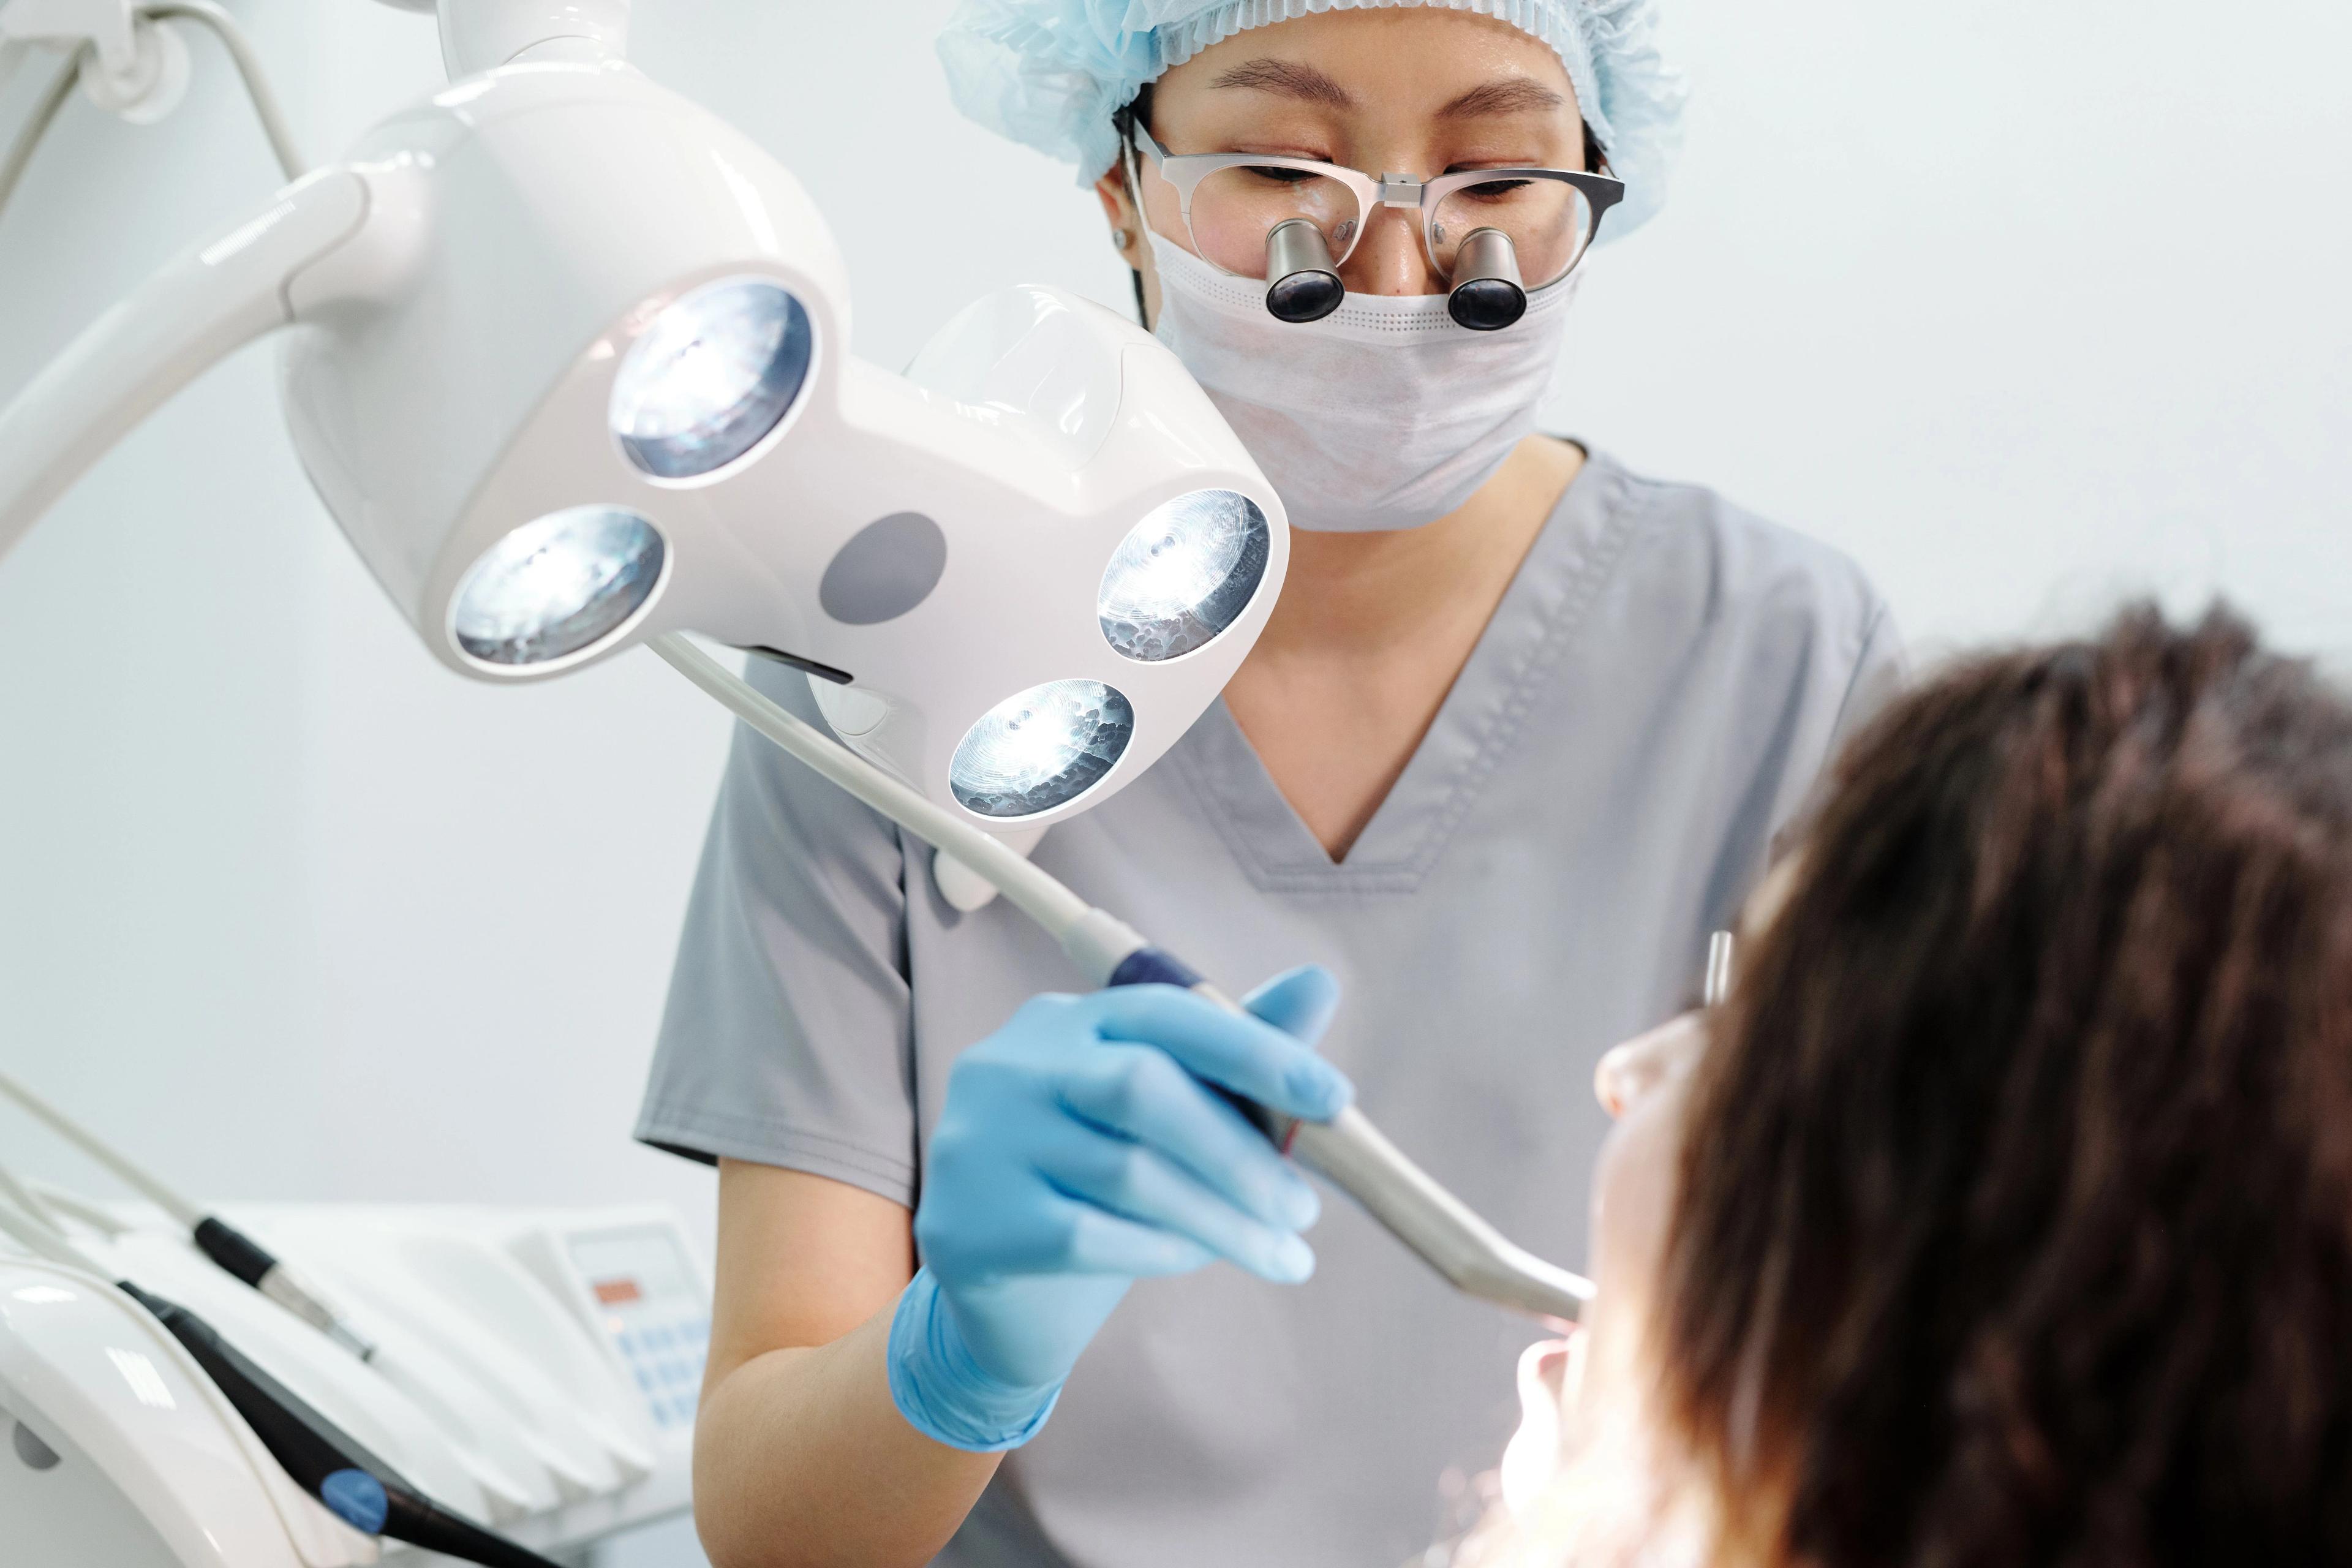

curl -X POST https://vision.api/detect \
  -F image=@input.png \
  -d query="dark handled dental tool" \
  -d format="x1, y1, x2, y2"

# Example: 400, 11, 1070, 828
0, 1064, 377, 1359
1103, 944, 1593, 1323
657, 635, 1598, 1325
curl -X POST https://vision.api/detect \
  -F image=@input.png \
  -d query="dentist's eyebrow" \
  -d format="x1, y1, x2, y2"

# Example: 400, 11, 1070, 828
1207, 58, 1355, 108
1437, 78, 1569, 118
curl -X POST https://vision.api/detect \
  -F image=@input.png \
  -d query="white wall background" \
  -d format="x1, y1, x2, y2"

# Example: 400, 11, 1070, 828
1, 2, 2345, 1562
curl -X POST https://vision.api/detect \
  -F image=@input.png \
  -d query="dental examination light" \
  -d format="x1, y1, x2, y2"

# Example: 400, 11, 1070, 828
0, 0, 1591, 1326
0, 13, 1283, 838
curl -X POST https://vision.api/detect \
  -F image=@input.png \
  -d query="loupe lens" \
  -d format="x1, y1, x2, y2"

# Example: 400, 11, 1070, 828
950, 680, 1135, 819
1098, 489, 1270, 662
611, 277, 813, 479
451, 506, 665, 666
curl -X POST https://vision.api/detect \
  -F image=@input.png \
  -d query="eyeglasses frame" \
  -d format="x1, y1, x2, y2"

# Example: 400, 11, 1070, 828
1124, 123, 1626, 291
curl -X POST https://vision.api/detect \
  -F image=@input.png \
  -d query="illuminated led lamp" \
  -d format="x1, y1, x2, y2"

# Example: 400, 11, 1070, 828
609, 277, 813, 480
949, 680, 1135, 818
451, 505, 666, 666
1098, 489, 1270, 662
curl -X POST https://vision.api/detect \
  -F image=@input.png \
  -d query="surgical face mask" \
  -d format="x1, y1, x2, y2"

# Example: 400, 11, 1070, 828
1145, 231, 1578, 533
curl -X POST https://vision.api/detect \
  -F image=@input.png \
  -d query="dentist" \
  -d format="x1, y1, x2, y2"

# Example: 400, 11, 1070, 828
638, 4, 1904, 1565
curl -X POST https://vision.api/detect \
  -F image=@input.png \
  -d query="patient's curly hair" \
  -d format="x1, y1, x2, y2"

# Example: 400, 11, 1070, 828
1664, 604, 2352, 1567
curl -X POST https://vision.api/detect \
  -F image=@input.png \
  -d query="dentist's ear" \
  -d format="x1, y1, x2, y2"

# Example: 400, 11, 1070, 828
1091, 162, 1135, 254
1593, 1011, 1711, 1120
1093, 162, 1163, 328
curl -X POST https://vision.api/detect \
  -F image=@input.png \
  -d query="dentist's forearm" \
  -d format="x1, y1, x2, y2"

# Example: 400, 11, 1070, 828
692, 1303, 1003, 1568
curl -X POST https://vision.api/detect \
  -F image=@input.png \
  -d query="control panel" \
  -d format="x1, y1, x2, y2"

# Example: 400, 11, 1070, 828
562, 1225, 710, 1434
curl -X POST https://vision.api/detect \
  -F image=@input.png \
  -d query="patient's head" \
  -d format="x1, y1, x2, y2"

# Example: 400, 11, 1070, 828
1513, 605, 2352, 1567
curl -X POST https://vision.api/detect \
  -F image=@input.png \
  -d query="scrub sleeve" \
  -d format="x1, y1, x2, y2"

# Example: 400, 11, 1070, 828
636, 449, 1904, 1568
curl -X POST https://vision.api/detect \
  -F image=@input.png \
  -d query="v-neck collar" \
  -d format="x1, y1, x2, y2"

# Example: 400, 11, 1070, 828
1169, 449, 1649, 895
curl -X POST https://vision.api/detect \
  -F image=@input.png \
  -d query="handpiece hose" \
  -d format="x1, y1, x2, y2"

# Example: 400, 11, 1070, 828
652, 635, 1596, 1324
1102, 944, 1592, 1321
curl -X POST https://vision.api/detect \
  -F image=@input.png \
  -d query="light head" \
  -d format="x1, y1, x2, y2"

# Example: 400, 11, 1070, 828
0, 53, 1287, 835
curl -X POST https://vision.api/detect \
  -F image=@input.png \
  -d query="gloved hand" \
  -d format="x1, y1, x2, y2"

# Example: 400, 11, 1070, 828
888, 968, 1351, 1451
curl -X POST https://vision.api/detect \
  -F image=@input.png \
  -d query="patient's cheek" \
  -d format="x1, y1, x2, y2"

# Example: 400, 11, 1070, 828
1487, 1072, 1691, 1514
1474, 1049, 1700, 1554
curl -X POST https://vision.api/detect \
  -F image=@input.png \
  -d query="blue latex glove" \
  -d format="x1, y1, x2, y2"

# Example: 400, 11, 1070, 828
888, 968, 1351, 1451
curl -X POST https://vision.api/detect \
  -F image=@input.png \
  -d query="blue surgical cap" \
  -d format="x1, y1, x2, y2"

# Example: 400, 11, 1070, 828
938, 0, 1686, 237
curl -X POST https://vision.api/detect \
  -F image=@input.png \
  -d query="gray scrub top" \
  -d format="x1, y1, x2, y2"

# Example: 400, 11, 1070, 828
636, 450, 1902, 1568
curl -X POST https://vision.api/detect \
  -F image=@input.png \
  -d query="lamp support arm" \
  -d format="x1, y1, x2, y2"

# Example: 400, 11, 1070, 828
0, 167, 368, 566
0, 0, 136, 77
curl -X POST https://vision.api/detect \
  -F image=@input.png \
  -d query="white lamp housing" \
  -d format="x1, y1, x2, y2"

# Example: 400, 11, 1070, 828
0, 5, 1598, 1330
0, 55, 1288, 832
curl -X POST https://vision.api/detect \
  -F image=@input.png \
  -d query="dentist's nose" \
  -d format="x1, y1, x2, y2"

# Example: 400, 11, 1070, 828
1336, 202, 1444, 298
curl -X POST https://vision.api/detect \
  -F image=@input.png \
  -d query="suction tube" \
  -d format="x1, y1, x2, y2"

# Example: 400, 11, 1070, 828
652, 635, 1596, 1325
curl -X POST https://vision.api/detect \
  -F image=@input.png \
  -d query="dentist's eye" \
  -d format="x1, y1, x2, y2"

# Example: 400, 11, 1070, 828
1241, 165, 1327, 187
1453, 177, 1537, 203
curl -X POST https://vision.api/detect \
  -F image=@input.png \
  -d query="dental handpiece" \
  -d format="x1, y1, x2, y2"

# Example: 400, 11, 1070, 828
1104, 945, 1594, 1323
655, 635, 1597, 1326
0, 1065, 378, 1360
